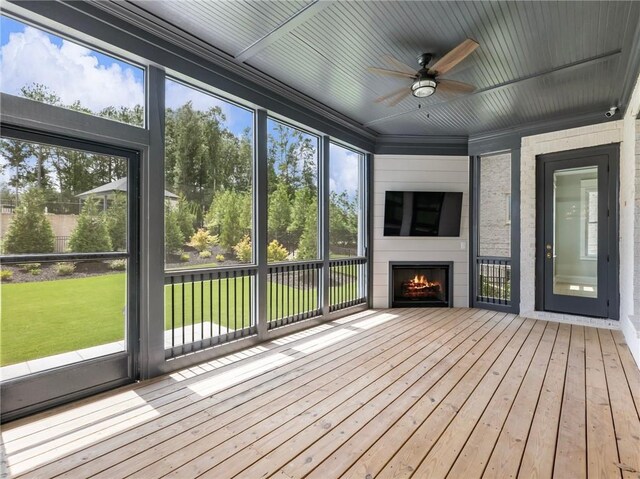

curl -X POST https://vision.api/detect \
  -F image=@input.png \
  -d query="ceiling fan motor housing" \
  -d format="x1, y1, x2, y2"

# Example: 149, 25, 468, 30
417, 53, 433, 67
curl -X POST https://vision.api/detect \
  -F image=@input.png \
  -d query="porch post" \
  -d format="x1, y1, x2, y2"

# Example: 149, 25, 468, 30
255, 110, 269, 338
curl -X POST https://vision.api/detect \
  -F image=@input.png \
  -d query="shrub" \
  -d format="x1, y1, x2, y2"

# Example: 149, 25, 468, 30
199, 250, 212, 259
69, 197, 112, 252
267, 239, 288, 263
4, 187, 55, 254
215, 254, 225, 262
55, 262, 76, 276
105, 192, 127, 251
108, 259, 127, 271
233, 235, 252, 263
30, 268, 42, 276
180, 252, 190, 262
1, 270, 13, 282
165, 203, 184, 255
187, 228, 218, 252
19, 263, 42, 272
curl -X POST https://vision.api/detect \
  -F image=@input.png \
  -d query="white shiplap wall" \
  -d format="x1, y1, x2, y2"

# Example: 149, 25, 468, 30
372, 154, 469, 308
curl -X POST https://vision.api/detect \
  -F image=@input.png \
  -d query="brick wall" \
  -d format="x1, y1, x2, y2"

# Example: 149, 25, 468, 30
478, 152, 511, 257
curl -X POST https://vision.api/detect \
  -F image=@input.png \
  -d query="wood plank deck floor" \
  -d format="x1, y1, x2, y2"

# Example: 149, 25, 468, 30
2, 308, 639, 478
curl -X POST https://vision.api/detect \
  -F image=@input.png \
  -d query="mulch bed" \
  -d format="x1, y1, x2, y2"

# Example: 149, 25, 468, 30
2, 261, 123, 284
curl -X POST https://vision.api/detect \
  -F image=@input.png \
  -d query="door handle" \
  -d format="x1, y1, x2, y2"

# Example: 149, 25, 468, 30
546, 243, 552, 259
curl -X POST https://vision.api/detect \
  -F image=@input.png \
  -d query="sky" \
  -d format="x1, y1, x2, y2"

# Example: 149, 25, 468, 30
0, 15, 361, 196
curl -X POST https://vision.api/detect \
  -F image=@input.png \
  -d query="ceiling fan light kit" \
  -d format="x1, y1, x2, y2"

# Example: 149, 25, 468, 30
411, 76, 437, 97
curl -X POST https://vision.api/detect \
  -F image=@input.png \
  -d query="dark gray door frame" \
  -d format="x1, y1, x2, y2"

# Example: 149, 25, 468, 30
535, 144, 619, 319
0, 125, 141, 422
469, 152, 520, 314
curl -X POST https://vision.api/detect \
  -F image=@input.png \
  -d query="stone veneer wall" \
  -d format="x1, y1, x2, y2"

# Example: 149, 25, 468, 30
519, 121, 624, 329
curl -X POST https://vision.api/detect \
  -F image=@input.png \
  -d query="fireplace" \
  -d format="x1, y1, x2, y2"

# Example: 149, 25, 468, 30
389, 262, 453, 308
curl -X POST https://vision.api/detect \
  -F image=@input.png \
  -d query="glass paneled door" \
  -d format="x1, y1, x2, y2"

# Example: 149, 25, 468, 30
538, 145, 618, 319
0, 127, 139, 420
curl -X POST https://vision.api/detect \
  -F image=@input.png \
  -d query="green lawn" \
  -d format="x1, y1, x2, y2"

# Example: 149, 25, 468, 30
1, 274, 127, 366
1, 271, 363, 366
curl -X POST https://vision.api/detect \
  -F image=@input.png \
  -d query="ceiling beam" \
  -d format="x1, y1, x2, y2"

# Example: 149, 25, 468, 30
234, 0, 333, 63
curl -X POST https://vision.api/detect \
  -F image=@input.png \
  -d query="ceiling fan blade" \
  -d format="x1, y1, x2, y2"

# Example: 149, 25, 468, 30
382, 54, 417, 75
437, 79, 476, 94
375, 85, 410, 103
387, 89, 411, 107
367, 67, 416, 79
428, 38, 479, 76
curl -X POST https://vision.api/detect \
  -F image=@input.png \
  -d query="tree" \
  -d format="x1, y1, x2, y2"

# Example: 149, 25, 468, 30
288, 187, 314, 247
165, 204, 184, 256
3, 188, 55, 254
69, 197, 112, 252
0, 138, 31, 202
105, 192, 127, 251
329, 191, 358, 253
175, 196, 196, 241
206, 190, 251, 251
268, 182, 291, 245
167, 102, 223, 209
297, 198, 318, 260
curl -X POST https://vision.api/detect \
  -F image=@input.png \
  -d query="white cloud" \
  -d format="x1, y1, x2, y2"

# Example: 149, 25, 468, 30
0, 26, 144, 112
330, 144, 360, 197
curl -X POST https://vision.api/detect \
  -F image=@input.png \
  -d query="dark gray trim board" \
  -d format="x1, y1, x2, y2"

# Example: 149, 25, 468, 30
469, 156, 479, 309
1, 356, 132, 424
375, 135, 469, 156
469, 152, 519, 315
6, 1, 376, 152
510, 149, 521, 314
0, 93, 149, 148
140, 66, 166, 379
468, 110, 619, 156
366, 153, 374, 308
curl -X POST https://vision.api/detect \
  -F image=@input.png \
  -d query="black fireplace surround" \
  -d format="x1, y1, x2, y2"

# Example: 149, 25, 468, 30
389, 261, 453, 308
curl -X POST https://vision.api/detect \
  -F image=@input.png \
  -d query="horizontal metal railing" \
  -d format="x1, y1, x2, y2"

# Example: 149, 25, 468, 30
476, 257, 511, 306
0, 251, 128, 265
267, 260, 322, 330
329, 256, 367, 312
164, 266, 257, 358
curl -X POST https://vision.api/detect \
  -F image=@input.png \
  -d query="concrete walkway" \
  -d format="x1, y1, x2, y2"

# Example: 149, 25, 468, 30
0, 323, 229, 381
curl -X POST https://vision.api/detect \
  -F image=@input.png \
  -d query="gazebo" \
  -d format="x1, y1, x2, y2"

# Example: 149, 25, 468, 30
76, 177, 179, 210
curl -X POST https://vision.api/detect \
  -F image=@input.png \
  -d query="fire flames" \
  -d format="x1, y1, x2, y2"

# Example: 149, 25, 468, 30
401, 274, 441, 298
406, 275, 439, 290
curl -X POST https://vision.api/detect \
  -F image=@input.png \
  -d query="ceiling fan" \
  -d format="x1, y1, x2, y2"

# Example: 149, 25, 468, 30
368, 39, 479, 106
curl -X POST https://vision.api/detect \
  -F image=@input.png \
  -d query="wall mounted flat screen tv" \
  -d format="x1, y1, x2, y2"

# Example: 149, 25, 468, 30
384, 191, 463, 237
